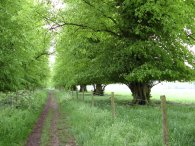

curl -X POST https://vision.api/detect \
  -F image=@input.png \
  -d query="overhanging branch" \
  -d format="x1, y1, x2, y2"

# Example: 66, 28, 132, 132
35, 51, 56, 60
50, 22, 120, 37
151, 81, 161, 87
188, 33, 195, 40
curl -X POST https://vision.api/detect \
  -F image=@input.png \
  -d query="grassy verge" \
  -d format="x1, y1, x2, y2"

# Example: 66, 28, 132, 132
40, 108, 53, 146
57, 91, 77, 145
58, 90, 195, 146
0, 90, 48, 146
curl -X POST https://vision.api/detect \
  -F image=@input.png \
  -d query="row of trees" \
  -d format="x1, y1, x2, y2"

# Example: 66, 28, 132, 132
0, 0, 51, 91
53, 0, 195, 104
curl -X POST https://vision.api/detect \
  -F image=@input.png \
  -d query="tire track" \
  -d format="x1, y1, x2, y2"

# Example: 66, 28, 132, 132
26, 93, 52, 146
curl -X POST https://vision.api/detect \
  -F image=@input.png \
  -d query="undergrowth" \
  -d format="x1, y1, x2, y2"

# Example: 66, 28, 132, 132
0, 90, 48, 146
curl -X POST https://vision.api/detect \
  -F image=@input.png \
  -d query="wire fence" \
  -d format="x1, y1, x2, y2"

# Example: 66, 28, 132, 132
70, 90, 195, 146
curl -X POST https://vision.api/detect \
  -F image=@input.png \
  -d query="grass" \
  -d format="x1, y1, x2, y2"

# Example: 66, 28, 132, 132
57, 89, 195, 146
40, 108, 53, 146
57, 91, 77, 145
40, 91, 76, 146
0, 90, 48, 146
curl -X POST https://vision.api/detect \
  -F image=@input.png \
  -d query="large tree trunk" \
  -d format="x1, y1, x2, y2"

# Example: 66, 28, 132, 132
93, 84, 104, 96
127, 82, 152, 105
79, 84, 87, 92
70, 85, 77, 91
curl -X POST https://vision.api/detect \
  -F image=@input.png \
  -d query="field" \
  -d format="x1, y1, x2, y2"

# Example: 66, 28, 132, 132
57, 88, 195, 146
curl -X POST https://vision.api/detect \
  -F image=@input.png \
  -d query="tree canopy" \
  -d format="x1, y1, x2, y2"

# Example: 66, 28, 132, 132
0, 0, 51, 91
53, 0, 195, 104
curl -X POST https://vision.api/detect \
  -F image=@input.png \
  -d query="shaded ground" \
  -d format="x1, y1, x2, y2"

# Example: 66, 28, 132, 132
26, 91, 76, 146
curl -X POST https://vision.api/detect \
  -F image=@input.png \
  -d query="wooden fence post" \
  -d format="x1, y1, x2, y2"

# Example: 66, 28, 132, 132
11, 96, 13, 108
161, 95, 169, 146
76, 89, 78, 100
91, 91, 94, 107
111, 92, 116, 120
82, 88, 84, 101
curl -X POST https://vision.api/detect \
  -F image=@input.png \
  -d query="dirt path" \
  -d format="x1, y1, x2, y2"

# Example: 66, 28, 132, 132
26, 91, 76, 146
26, 92, 52, 146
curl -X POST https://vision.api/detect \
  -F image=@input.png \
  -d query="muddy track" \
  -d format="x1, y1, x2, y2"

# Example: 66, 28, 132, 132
26, 91, 76, 146
26, 93, 52, 146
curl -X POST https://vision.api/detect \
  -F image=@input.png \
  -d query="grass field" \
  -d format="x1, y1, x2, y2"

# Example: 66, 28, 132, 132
57, 88, 195, 146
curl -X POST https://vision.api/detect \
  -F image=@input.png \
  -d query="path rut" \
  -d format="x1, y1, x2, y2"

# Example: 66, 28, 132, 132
26, 93, 52, 146
26, 91, 76, 146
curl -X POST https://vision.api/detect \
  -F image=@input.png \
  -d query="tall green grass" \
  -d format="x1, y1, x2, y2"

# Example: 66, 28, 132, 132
58, 91, 195, 146
40, 108, 52, 146
0, 90, 48, 146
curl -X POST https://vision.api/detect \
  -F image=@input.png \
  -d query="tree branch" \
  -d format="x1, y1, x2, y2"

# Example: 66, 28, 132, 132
81, 0, 118, 25
50, 22, 120, 37
151, 81, 161, 87
35, 51, 56, 60
102, 84, 107, 90
188, 33, 195, 41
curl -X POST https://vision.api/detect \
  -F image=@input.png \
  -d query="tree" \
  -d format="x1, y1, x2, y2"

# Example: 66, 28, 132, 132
53, 26, 119, 96
0, 0, 51, 91
53, 0, 195, 104
53, 27, 109, 90
79, 85, 87, 92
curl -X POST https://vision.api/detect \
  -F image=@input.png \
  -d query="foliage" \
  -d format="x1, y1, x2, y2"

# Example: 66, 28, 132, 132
53, 29, 113, 88
0, 90, 48, 146
53, 0, 195, 104
0, 0, 51, 91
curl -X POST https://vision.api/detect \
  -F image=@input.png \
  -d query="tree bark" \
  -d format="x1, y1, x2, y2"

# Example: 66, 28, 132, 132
79, 84, 87, 92
127, 82, 152, 105
93, 84, 104, 96
71, 85, 77, 91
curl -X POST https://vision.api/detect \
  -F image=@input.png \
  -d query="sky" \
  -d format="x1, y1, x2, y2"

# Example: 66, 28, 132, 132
49, 43, 56, 67
49, 0, 65, 67
50, 0, 66, 11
